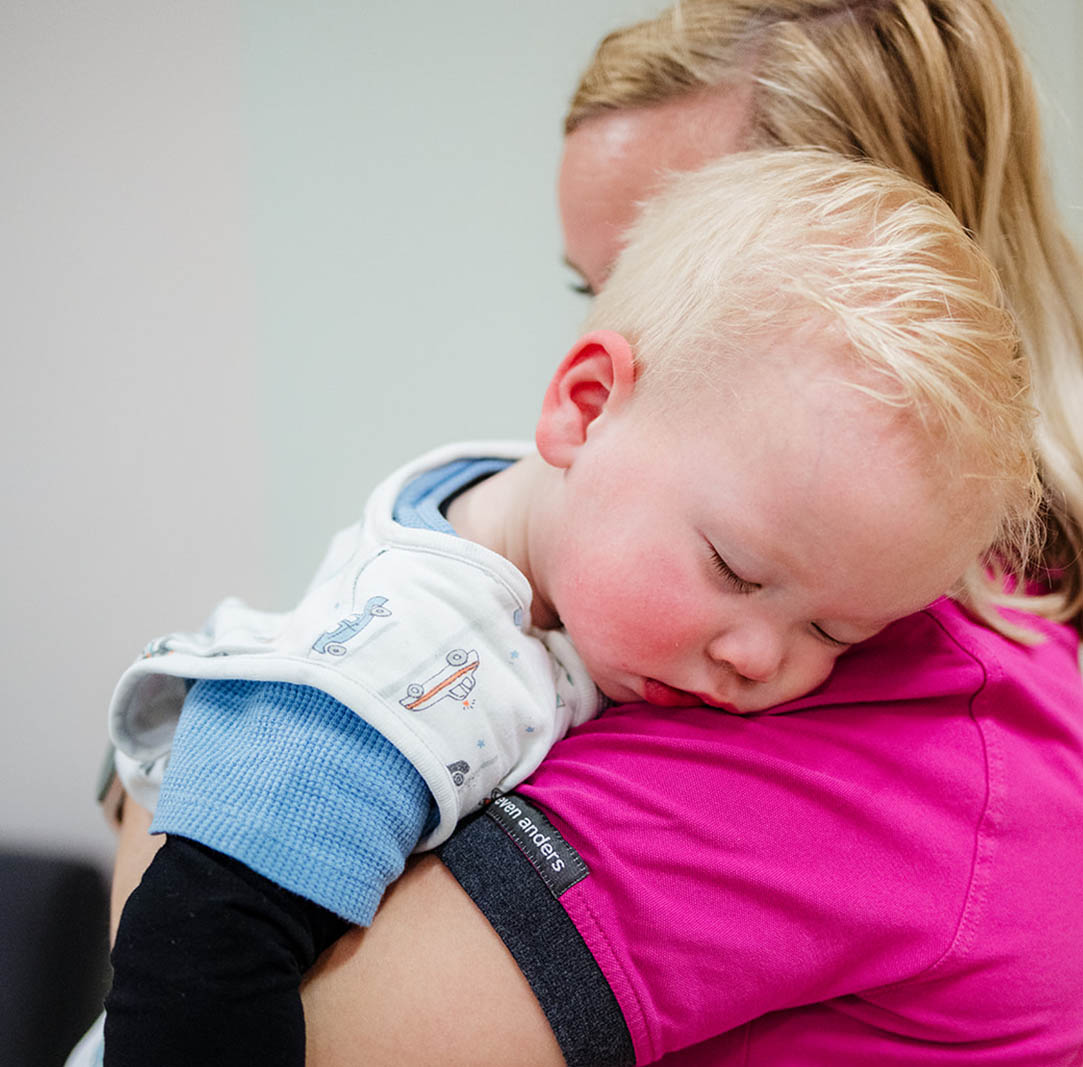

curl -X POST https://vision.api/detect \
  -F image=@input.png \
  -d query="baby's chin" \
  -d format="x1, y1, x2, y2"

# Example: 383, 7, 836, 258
737, 678, 836, 714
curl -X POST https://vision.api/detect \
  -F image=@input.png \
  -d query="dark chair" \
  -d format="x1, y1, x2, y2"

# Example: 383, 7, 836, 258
0, 848, 111, 1067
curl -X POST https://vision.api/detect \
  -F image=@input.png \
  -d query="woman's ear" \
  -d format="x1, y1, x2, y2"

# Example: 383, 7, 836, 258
535, 330, 636, 469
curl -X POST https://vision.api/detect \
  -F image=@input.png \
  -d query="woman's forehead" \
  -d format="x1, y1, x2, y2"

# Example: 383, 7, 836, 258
559, 89, 752, 290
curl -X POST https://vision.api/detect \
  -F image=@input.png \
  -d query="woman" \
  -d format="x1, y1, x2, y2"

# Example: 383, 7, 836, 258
99, 1, 1083, 1064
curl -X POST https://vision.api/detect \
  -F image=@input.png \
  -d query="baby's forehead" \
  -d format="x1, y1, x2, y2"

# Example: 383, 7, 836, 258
641, 318, 865, 410
649, 335, 982, 511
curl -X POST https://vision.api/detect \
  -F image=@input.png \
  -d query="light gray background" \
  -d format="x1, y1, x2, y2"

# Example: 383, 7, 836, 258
2, 0, 1079, 871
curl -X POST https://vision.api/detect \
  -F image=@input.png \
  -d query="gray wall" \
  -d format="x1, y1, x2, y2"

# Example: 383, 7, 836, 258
2, 0, 1079, 871
1001, 0, 1082, 237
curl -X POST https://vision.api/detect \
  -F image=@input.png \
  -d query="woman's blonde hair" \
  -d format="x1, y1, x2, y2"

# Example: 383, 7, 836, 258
586, 149, 1040, 632
567, 0, 1083, 633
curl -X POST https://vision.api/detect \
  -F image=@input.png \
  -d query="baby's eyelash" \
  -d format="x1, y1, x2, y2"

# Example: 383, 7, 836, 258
568, 280, 594, 297
812, 623, 850, 649
708, 547, 758, 594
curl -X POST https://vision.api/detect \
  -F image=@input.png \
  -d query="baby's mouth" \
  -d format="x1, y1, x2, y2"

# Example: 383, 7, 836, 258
642, 678, 740, 713
641, 678, 706, 708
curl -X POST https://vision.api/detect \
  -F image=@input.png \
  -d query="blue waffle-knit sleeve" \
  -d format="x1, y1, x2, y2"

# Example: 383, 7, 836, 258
151, 679, 436, 925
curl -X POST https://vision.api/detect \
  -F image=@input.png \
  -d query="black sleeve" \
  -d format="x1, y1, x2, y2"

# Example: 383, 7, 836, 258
436, 805, 635, 1067
104, 836, 347, 1067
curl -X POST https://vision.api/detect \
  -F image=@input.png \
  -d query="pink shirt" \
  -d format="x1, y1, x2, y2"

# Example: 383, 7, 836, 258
518, 599, 1083, 1064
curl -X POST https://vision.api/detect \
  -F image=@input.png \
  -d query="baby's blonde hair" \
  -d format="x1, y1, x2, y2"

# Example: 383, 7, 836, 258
567, 0, 1083, 633
586, 149, 1041, 634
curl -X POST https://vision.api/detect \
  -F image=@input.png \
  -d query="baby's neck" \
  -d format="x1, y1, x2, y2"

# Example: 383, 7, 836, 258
444, 453, 559, 629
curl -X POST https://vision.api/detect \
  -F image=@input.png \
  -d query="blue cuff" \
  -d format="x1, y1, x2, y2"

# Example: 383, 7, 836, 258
152, 679, 435, 925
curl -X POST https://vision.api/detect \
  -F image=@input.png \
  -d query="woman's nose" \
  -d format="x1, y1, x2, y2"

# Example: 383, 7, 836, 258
706, 627, 785, 684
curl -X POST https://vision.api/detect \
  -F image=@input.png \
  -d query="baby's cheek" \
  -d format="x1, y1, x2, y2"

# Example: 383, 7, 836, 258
610, 572, 704, 658
565, 557, 691, 658
782, 649, 839, 704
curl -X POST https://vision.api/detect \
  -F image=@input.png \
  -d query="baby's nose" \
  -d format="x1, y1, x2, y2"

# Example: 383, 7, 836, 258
706, 629, 784, 684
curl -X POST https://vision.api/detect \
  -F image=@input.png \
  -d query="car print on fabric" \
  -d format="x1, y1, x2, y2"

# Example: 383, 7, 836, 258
446, 760, 470, 786
399, 649, 480, 711
311, 595, 391, 656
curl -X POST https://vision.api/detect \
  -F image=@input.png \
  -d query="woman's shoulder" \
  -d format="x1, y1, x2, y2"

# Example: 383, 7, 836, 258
511, 603, 1083, 1058
539, 599, 1083, 829
785, 596, 1081, 719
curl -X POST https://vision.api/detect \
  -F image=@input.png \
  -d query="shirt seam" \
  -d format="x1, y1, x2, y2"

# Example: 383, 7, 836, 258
876, 606, 1001, 989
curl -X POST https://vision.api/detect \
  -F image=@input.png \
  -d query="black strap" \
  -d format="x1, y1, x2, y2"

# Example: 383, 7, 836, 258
437, 807, 635, 1067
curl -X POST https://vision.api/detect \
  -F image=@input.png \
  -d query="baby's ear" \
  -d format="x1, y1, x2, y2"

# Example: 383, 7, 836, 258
535, 330, 636, 469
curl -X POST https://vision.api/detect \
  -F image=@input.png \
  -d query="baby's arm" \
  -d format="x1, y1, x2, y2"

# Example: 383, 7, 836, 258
103, 680, 435, 1061
106, 836, 345, 1066
104, 524, 599, 1065
102, 797, 566, 1067
105, 680, 434, 1067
